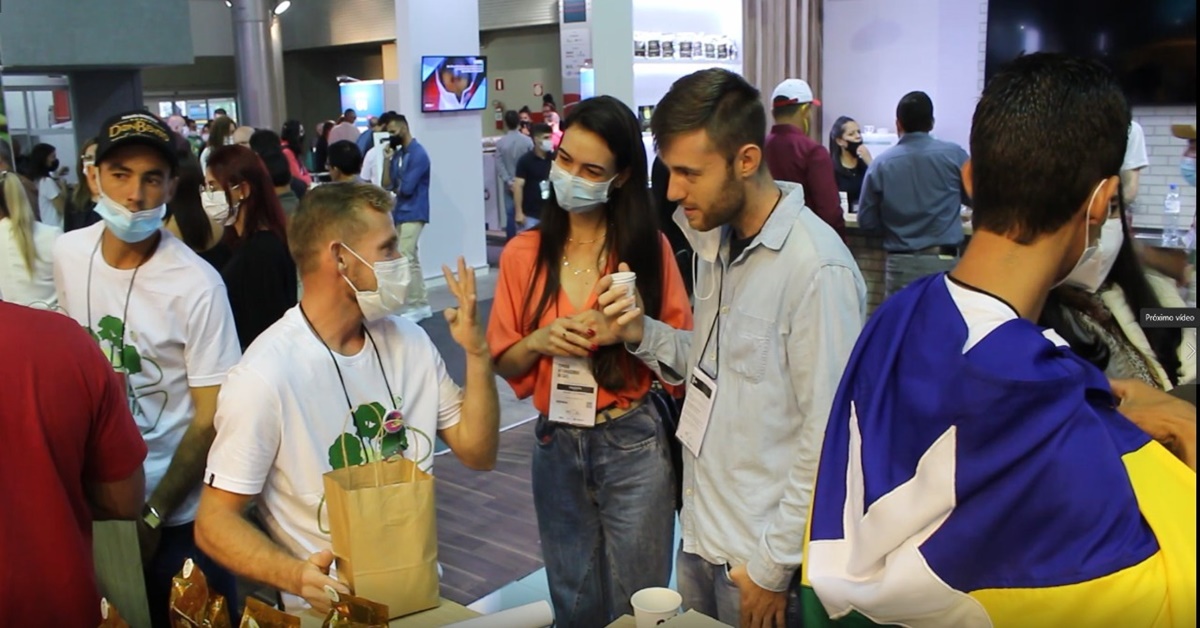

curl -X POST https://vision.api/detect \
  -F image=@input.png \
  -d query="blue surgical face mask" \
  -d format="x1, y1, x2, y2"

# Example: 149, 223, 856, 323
93, 173, 166, 243
550, 160, 615, 213
1182, 157, 1196, 187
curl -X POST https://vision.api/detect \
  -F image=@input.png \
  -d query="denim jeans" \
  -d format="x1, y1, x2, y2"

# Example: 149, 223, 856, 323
677, 547, 804, 627
145, 522, 239, 628
532, 403, 676, 628
504, 193, 518, 240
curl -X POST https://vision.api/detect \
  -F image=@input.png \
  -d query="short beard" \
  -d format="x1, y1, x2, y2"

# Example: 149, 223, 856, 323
700, 161, 745, 231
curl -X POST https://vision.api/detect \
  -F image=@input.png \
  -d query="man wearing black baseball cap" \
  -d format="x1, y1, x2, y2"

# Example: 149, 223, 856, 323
52, 110, 242, 627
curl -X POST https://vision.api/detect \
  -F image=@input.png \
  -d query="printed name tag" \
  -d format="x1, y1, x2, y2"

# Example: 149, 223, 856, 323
677, 368, 717, 457
549, 357, 598, 427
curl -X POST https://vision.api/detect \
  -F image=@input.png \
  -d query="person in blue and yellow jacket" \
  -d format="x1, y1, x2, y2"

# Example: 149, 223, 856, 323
802, 52, 1196, 628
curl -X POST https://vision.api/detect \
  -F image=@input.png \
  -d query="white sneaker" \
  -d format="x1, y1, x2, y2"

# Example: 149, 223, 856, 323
402, 305, 433, 323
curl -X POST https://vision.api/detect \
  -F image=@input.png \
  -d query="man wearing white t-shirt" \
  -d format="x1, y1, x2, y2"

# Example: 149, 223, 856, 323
51, 111, 242, 628
196, 181, 500, 613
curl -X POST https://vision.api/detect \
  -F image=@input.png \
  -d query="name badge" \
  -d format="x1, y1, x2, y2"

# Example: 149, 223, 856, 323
677, 368, 717, 457
549, 357, 598, 427
539, 179, 551, 200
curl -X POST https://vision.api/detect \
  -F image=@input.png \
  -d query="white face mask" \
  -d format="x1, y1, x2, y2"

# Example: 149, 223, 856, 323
1064, 216, 1124, 292
539, 139, 554, 153
1053, 182, 1106, 289
340, 243, 412, 322
201, 190, 235, 225
550, 160, 615, 213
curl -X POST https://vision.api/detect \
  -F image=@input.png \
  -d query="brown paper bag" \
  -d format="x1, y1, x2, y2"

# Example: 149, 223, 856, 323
322, 452, 439, 619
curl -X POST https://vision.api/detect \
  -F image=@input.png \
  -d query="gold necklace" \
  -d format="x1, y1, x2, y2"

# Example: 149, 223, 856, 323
567, 231, 606, 244
562, 251, 607, 277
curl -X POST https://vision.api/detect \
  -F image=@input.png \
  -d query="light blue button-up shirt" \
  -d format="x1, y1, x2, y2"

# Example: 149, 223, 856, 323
631, 182, 866, 591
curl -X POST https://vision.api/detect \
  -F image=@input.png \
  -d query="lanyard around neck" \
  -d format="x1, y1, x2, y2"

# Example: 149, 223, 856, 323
298, 303, 396, 412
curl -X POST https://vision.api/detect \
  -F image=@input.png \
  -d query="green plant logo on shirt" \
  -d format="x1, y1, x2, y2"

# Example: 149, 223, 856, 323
88, 314, 166, 434
328, 396, 407, 470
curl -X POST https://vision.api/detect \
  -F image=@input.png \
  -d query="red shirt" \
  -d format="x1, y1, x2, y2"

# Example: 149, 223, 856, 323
0, 303, 147, 627
763, 124, 846, 237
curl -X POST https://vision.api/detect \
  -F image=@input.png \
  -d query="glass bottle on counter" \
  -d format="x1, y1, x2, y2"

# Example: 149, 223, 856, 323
1163, 183, 1181, 247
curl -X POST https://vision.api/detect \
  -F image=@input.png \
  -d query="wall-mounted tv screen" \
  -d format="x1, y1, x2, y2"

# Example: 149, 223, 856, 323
421, 56, 488, 112
985, 0, 1196, 105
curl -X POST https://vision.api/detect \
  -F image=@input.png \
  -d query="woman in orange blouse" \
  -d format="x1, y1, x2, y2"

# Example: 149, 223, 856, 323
487, 96, 693, 628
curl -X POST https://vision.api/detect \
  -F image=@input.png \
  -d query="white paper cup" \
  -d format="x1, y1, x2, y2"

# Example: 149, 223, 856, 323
632, 587, 681, 627
610, 271, 637, 312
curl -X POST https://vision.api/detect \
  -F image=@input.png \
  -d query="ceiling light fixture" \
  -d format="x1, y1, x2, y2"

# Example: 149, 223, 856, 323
274, 0, 291, 15
224, 0, 232, 6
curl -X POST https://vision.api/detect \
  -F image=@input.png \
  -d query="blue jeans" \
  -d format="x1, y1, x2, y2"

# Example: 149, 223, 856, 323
676, 547, 804, 627
145, 522, 239, 628
532, 403, 676, 628
504, 193, 518, 240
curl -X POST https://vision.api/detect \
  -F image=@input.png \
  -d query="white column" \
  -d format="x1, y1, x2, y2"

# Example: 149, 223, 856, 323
231, 0, 279, 130
591, 0, 635, 108
393, 0, 488, 276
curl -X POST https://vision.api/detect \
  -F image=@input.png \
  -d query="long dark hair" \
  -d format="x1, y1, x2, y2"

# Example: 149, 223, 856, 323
25, 143, 56, 179
207, 117, 236, 150
207, 145, 289, 250
281, 120, 305, 161
522, 96, 663, 391
828, 116, 856, 160
1041, 190, 1182, 386
168, 162, 217, 252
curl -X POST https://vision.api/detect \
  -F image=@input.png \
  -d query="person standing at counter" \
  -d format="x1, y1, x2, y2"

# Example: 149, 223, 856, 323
599, 68, 865, 628
488, 96, 692, 628
763, 79, 845, 237
828, 116, 872, 209
801, 53, 1195, 628
858, 90, 970, 297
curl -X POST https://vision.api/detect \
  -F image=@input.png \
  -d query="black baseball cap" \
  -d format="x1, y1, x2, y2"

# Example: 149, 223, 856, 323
95, 111, 179, 173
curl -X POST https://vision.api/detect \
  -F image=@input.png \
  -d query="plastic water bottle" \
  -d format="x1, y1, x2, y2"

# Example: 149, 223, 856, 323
1163, 184, 1181, 247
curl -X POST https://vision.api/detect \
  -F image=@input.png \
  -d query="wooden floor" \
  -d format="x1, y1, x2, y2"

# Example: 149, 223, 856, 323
435, 420, 543, 604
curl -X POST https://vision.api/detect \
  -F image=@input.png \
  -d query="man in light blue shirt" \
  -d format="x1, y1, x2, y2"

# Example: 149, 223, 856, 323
858, 91, 970, 297
380, 114, 432, 322
495, 110, 534, 240
598, 69, 866, 628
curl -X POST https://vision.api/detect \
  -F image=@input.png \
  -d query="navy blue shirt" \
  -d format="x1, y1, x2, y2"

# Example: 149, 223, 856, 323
857, 132, 969, 252
388, 139, 432, 224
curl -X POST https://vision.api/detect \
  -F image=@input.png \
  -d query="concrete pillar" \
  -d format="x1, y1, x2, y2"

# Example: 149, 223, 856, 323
392, 0, 488, 276
67, 70, 144, 152
231, 0, 279, 131
270, 16, 288, 128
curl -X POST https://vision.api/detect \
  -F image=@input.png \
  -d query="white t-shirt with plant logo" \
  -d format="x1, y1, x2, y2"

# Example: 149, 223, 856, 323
204, 306, 463, 584
52, 222, 242, 526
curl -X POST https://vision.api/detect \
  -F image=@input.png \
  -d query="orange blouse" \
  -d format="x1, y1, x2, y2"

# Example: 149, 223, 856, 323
487, 230, 694, 416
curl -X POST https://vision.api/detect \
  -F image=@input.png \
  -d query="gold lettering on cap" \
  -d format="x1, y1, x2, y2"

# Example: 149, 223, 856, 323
107, 117, 169, 142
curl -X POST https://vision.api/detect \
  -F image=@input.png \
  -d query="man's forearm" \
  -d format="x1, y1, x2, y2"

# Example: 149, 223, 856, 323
149, 386, 219, 518
149, 419, 214, 518
629, 317, 693, 385
456, 351, 500, 470
195, 498, 305, 594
